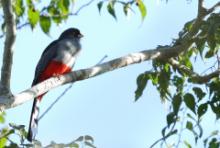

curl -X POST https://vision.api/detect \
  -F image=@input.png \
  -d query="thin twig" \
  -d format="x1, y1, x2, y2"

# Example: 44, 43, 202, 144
39, 55, 108, 121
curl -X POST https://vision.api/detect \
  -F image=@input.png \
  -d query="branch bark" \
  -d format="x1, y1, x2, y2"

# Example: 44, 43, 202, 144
0, 0, 16, 96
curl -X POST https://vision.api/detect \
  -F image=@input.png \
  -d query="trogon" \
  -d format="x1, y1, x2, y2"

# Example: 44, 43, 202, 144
27, 28, 83, 142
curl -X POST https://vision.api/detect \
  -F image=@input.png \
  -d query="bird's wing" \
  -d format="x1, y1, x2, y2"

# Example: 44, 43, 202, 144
32, 40, 59, 86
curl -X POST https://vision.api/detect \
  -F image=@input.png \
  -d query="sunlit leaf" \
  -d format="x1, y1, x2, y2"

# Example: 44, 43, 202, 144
14, 0, 25, 17
136, 0, 147, 21
28, 8, 40, 29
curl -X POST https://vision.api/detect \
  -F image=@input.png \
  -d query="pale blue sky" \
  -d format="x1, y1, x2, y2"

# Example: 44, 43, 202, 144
1, 0, 219, 148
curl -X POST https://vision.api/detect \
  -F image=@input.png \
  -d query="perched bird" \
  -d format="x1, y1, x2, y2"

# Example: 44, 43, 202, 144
27, 28, 83, 142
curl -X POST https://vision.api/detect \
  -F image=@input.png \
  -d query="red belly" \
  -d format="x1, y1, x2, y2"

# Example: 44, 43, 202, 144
39, 60, 71, 82
37, 60, 71, 101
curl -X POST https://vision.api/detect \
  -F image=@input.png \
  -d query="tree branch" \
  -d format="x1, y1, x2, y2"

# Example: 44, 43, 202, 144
0, 45, 191, 110
0, 0, 16, 96
168, 58, 220, 84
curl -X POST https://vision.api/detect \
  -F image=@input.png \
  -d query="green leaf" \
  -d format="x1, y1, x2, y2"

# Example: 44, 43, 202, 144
40, 15, 51, 34
205, 50, 214, 58
0, 138, 7, 147
193, 87, 206, 101
123, 3, 130, 16
184, 140, 192, 148
58, 0, 70, 15
28, 8, 40, 29
14, 0, 25, 17
186, 121, 193, 131
195, 38, 206, 58
97, 1, 103, 14
197, 103, 208, 118
184, 93, 196, 114
172, 94, 182, 115
136, 0, 147, 21
166, 112, 175, 127
107, 1, 117, 20
135, 73, 149, 101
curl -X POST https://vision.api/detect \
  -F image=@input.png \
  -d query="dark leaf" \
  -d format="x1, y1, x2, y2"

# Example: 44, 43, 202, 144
97, 1, 103, 14
195, 38, 206, 58
135, 73, 149, 101
84, 141, 96, 148
172, 94, 182, 115
85, 135, 94, 143
166, 112, 176, 128
198, 103, 208, 118
107, 1, 117, 19
193, 87, 206, 101
75, 136, 84, 142
186, 121, 193, 131
184, 93, 196, 114
161, 127, 167, 137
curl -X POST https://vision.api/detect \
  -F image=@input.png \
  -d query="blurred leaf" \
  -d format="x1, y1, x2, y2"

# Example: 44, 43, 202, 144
184, 93, 196, 114
28, 8, 40, 29
184, 140, 192, 148
209, 138, 220, 148
136, 0, 146, 21
107, 1, 117, 19
198, 103, 208, 118
172, 94, 182, 115
166, 112, 175, 127
135, 73, 149, 101
193, 87, 206, 101
85, 135, 94, 143
97, 1, 103, 14
85, 141, 96, 148
205, 50, 214, 58
58, 0, 70, 15
195, 38, 206, 58
5, 143, 19, 148
161, 127, 167, 137
75, 136, 84, 142
14, 0, 25, 17
40, 15, 51, 34
0, 112, 5, 123
186, 121, 193, 131
123, 3, 130, 16
0, 138, 7, 148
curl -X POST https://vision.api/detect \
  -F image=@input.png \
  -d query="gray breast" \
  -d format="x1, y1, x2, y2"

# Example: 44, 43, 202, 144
54, 39, 81, 67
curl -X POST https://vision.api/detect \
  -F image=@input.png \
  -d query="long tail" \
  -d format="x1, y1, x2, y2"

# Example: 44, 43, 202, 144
27, 97, 42, 142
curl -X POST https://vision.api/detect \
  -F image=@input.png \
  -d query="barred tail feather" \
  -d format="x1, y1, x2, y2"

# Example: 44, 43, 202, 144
27, 97, 41, 142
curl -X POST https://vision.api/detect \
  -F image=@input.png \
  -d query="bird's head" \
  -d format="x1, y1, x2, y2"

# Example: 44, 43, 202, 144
59, 28, 83, 40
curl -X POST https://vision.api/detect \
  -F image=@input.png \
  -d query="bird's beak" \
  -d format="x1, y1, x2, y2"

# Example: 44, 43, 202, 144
78, 33, 84, 38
